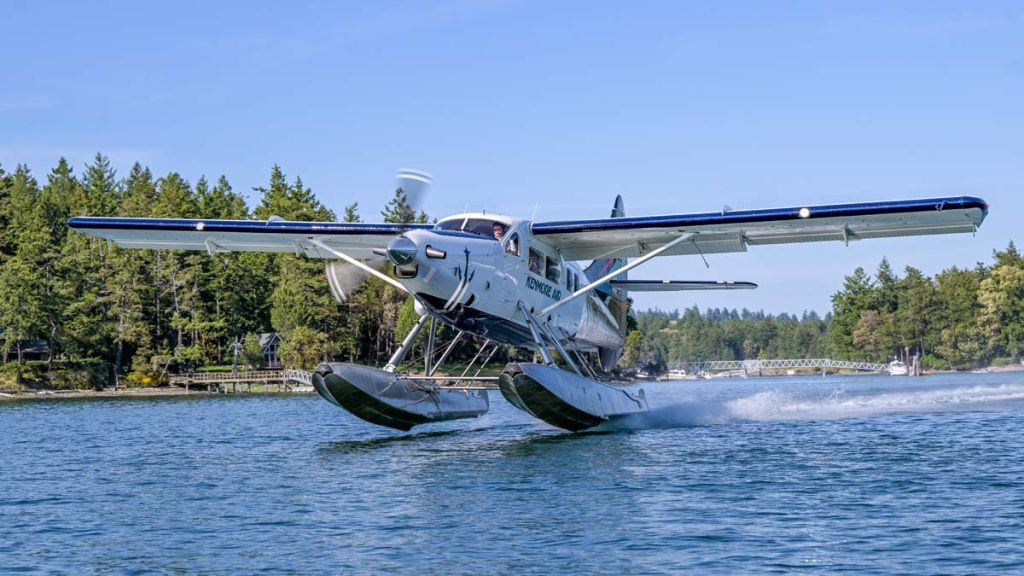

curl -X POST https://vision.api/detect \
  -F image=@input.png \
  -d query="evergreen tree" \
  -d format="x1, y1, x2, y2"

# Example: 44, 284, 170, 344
381, 188, 418, 224
0, 163, 11, 258
74, 153, 118, 217
108, 165, 158, 376
875, 258, 899, 313
829, 267, 877, 359
59, 154, 119, 360
198, 175, 248, 219
38, 160, 75, 364
199, 175, 270, 358
896, 266, 938, 359
993, 241, 1024, 268
253, 166, 333, 222
343, 202, 361, 223
39, 158, 74, 245
252, 165, 291, 220
147, 173, 211, 368
119, 163, 157, 216
0, 166, 49, 362
249, 166, 342, 358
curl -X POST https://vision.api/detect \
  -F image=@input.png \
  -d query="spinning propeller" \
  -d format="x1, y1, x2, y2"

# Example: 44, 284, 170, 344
325, 169, 432, 303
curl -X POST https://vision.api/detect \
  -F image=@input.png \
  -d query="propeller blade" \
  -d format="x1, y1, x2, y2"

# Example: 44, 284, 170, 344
326, 169, 433, 302
395, 169, 431, 216
326, 259, 383, 303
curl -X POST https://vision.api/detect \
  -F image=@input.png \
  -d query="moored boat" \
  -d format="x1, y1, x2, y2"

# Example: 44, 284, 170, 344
888, 358, 909, 376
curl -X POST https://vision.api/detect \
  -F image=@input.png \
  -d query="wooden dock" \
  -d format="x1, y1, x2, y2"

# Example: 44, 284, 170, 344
169, 370, 313, 394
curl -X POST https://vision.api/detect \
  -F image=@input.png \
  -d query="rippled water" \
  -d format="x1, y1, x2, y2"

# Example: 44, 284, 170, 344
3, 372, 1024, 574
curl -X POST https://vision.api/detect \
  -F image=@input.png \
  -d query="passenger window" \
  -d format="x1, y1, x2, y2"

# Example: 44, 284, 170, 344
528, 248, 544, 275
545, 258, 561, 283
505, 232, 520, 256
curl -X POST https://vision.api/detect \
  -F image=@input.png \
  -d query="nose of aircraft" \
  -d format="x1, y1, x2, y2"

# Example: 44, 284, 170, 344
386, 236, 417, 266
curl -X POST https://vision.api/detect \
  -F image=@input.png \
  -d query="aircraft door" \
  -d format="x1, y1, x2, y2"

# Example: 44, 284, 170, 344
502, 231, 521, 259
497, 224, 525, 307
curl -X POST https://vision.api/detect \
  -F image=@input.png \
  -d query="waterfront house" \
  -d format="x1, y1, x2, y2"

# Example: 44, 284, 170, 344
259, 333, 282, 369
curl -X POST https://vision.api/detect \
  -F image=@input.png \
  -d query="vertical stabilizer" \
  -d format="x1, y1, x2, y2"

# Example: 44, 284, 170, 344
585, 195, 629, 370
583, 194, 628, 296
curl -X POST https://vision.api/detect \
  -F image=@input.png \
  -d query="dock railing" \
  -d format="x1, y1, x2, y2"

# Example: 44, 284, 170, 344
169, 369, 313, 393
669, 358, 888, 376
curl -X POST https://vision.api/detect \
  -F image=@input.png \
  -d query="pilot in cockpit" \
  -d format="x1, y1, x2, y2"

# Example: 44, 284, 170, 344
494, 222, 519, 256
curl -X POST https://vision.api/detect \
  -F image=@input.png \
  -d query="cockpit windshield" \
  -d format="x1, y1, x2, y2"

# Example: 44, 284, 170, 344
435, 218, 510, 241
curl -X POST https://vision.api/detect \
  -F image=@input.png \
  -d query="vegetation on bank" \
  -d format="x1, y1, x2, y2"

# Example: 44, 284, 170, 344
0, 154, 1020, 390
0, 154, 437, 390
624, 245, 1024, 373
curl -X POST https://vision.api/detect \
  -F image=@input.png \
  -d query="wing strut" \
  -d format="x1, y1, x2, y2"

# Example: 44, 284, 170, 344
384, 313, 430, 372
427, 331, 466, 376
536, 232, 695, 317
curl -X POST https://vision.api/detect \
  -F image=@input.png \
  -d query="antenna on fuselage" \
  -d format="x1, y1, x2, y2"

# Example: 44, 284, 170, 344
530, 203, 539, 221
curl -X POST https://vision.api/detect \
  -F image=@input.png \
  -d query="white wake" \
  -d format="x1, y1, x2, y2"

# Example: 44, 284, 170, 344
602, 382, 1024, 430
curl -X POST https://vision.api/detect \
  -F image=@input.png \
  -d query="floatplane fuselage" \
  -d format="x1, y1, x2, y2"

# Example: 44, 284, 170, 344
69, 170, 989, 432
381, 214, 626, 360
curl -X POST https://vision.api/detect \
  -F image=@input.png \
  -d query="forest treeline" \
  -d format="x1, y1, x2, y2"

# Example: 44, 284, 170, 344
0, 154, 429, 385
624, 245, 1024, 372
1, 154, 1021, 387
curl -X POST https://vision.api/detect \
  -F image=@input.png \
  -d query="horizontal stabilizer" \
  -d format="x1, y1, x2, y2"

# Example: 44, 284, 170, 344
608, 280, 758, 291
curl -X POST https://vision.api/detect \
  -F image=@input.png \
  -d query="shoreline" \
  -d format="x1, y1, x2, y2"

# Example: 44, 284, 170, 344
0, 386, 315, 402
4, 365, 1022, 401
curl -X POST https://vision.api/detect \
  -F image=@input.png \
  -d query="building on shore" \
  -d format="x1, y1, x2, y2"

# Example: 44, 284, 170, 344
259, 333, 282, 369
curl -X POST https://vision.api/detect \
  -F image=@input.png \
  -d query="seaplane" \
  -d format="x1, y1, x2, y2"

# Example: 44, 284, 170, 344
68, 171, 989, 432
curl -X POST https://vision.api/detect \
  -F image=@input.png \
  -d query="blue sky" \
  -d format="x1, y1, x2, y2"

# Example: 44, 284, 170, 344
3, 1, 1021, 314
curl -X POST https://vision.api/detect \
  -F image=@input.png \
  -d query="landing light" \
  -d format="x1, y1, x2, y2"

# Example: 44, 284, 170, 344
798, 207, 811, 218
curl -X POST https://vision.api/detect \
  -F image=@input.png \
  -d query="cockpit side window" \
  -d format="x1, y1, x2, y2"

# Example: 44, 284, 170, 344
528, 248, 544, 275
505, 232, 520, 256
545, 258, 562, 284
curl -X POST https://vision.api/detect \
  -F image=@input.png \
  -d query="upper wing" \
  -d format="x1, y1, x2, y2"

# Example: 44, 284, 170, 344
532, 196, 988, 261
67, 216, 431, 259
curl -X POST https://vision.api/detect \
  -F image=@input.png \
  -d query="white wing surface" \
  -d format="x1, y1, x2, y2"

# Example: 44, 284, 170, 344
532, 196, 988, 261
67, 217, 432, 260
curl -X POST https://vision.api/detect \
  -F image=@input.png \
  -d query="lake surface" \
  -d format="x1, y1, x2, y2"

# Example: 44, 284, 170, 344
3, 372, 1024, 574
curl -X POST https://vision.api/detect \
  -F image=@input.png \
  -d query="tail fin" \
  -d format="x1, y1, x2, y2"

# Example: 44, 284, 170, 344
586, 196, 630, 370
583, 195, 627, 295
